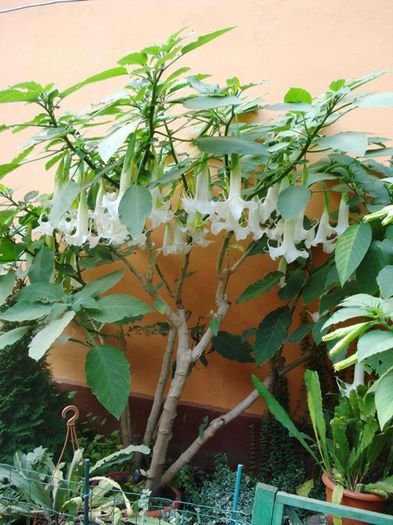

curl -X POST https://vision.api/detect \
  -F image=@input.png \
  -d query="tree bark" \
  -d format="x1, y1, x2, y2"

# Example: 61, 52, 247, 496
146, 311, 191, 494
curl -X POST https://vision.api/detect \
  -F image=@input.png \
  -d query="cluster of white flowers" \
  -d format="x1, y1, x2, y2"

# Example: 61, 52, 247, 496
33, 159, 350, 265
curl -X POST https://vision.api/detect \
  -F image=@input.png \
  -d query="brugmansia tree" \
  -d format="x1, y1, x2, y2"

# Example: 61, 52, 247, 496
1, 28, 393, 493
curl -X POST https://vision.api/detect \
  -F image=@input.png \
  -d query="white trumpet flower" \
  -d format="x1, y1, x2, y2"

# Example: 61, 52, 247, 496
337, 362, 364, 397
162, 222, 190, 256
294, 211, 316, 249
311, 207, 337, 253
149, 186, 174, 229
260, 184, 280, 222
268, 219, 308, 264
335, 194, 349, 237
64, 193, 94, 247
184, 212, 211, 248
182, 164, 214, 216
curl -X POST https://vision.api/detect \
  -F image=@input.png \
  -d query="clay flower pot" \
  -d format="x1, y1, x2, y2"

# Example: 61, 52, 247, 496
322, 472, 386, 525
146, 486, 182, 518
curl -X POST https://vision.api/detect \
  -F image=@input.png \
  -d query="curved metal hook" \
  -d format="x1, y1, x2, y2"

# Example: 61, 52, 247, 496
61, 405, 79, 427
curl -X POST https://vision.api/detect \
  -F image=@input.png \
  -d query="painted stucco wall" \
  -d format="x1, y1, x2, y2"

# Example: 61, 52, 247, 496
1, 0, 392, 415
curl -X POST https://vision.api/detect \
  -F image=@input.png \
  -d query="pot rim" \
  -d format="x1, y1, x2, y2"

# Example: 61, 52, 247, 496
322, 472, 386, 503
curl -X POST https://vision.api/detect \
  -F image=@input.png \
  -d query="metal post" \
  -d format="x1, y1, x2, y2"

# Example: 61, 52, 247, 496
231, 464, 243, 524
83, 459, 90, 525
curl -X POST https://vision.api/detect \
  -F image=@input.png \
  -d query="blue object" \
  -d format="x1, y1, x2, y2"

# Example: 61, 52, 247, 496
231, 463, 243, 524
83, 459, 90, 525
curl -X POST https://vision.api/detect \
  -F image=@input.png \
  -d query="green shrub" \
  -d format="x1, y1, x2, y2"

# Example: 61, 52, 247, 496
0, 337, 69, 463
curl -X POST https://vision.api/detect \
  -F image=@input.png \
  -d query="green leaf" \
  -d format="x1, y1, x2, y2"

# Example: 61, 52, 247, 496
304, 370, 330, 469
85, 344, 131, 420
87, 294, 152, 323
375, 368, 393, 429
0, 238, 23, 263
90, 444, 149, 474
0, 327, 29, 350
117, 52, 148, 66
252, 375, 319, 463
119, 185, 152, 239
0, 272, 15, 306
317, 132, 369, 157
0, 146, 34, 179
278, 269, 305, 301
236, 271, 282, 303
377, 266, 393, 299
183, 95, 241, 110
287, 323, 313, 344
98, 121, 139, 163
209, 316, 220, 336
284, 87, 312, 104
49, 181, 80, 226
277, 186, 311, 220
0, 302, 53, 322
60, 67, 128, 99
0, 86, 42, 103
181, 27, 234, 56
357, 93, 393, 108
212, 331, 253, 363
329, 79, 345, 92
28, 311, 75, 360
28, 246, 54, 284
75, 270, 125, 300
16, 283, 66, 304
303, 265, 331, 305
196, 136, 268, 156
335, 222, 372, 286
255, 306, 291, 366
358, 330, 393, 362
322, 307, 374, 330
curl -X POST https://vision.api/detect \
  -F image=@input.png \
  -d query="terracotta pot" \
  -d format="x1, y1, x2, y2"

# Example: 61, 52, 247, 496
322, 472, 386, 525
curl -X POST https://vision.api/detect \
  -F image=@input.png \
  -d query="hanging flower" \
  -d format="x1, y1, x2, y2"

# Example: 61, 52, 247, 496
182, 163, 214, 216
64, 192, 97, 247
149, 186, 174, 229
184, 212, 211, 248
93, 183, 130, 246
294, 210, 316, 249
335, 194, 349, 237
259, 184, 280, 222
311, 207, 337, 253
337, 362, 364, 397
268, 219, 308, 264
162, 221, 190, 256
247, 205, 266, 241
364, 204, 393, 225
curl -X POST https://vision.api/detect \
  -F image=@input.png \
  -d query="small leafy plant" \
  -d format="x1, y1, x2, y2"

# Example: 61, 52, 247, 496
253, 371, 393, 497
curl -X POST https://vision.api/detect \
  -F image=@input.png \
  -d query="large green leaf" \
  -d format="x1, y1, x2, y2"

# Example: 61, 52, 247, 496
0, 326, 29, 350
284, 87, 312, 104
303, 265, 331, 305
98, 121, 139, 163
119, 185, 152, 239
335, 222, 372, 286
16, 283, 65, 304
236, 271, 282, 303
90, 444, 149, 474
196, 136, 268, 156
117, 52, 147, 66
358, 330, 393, 362
255, 306, 291, 366
317, 132, 369, 157
74, 270, 124, 300
181, 27, 234, 55
87, 294, 152, 323
287, 323, 313, 344
0, 146, 34, 179
60, 67, 128, 99
0, 302, 53, 322
0, 272, 15, 306
183, 95, 241, 110
85, 344, 131, 420
304, 370, 330, 470
357, 93, 393, 108
322, 307, 374, 330
252, 375, 319, 463
377, 266, 393, 299
0, 238, 23, 263
28, 311, 76, 360
278, 269, 305, 301
374, 367, 393, 429
49, 181, 80, 226
212, 332, 253, 362
277, 186, 311, 220
28, 246, 54, 284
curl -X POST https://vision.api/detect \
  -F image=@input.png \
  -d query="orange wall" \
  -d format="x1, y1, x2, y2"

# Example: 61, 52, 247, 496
1, 0, 393, 415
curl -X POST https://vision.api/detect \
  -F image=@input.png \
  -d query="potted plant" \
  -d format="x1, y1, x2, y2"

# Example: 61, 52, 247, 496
253, 371, 393, 523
